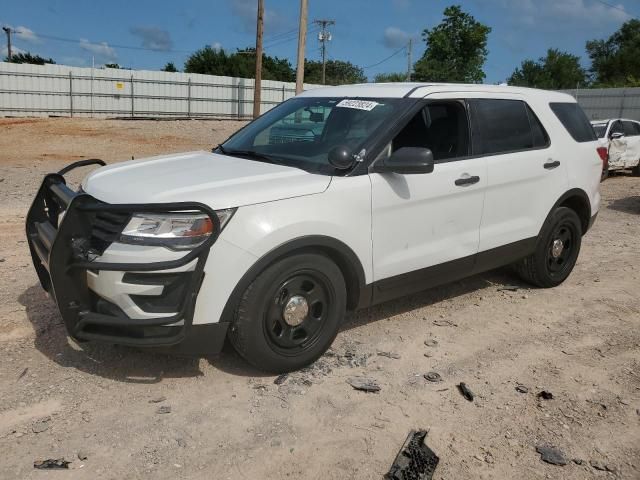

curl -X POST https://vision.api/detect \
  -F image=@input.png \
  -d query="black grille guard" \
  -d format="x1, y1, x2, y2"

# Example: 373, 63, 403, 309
25, 159, 220, 347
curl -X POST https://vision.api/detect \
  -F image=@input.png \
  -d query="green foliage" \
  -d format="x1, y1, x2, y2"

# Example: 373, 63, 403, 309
374, 72, 408, 83
184, 46, 294, 81
586, 19, 640, 87
413, 5, 491, 83
508, 49, 587, 89
304, 59, 367, 85
104, 63, 121, 69
162, 62, 178, 72
5, 52, 55, 65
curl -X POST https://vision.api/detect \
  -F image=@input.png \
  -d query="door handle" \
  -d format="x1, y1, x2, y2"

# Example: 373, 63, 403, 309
454, 175, 480, 186
544, 160, 561, 169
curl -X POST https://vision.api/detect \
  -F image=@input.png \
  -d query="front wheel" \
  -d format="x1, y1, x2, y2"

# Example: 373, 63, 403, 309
228, 252, 346, 373
515, 207, 582, 288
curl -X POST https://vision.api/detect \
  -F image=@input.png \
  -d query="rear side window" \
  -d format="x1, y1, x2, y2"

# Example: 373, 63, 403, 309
549, 102, 596, 143
470, 99, 548, 155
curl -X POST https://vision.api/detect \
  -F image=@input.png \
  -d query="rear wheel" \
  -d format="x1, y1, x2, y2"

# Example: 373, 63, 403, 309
515, 207, 582, 288
228, 252, 346, 373
632, 162, 640, 176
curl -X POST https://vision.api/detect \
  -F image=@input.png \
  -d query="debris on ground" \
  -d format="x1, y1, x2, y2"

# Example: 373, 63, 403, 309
148, 396, 167, 403
424, 372, 442, 383
32, 417, 50, 434
384, 430, 439, 480
346, 377, 381, 393
590, 460, 616, 472
572, 458, 584, 465
515, 385, 529, 394
497, 285, 521, 292
457, 383, 474, 401
423, 339, 438, 347
274, 373, 289, 385
17, 367, 28, 380
536, 445, 567, 466
34, 459, 70, 470
377, 351, 401, 359
537, 390, 554, 400
156, 405, 172, 414
433, 319, 457, 327
77, 450, 88, 461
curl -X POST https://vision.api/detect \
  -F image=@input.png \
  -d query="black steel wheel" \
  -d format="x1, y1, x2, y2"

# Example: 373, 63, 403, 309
515, 207, 582, 288
228, 252, 346, 372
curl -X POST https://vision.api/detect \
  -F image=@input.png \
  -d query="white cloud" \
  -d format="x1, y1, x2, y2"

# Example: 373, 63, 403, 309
1, 44, 26, 58
79, 39, 117, 62
230, 0, 291, 34
14, 26, 39, 43
382, 26, 411, 49
211, 41, 223, 51
498, 0, 631, 26
130, 26, 172, 51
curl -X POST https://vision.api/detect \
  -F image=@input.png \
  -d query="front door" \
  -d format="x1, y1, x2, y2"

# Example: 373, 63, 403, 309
369, 101, 486, 302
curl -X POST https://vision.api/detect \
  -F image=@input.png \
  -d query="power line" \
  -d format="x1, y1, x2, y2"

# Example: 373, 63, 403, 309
362, 45, 406, 69
593, 0, 637, 19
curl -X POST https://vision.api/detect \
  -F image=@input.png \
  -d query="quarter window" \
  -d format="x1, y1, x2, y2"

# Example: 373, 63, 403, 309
623, 121, 640, 137
549, 102, 597, 143
471, 99, 544, 155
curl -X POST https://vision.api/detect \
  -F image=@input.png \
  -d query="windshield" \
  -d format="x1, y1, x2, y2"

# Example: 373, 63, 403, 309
592, 123, 608, 138
221, 97, 412, 175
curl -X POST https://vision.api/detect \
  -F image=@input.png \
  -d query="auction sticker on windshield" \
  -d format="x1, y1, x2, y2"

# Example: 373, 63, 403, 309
336, 99, 379, 111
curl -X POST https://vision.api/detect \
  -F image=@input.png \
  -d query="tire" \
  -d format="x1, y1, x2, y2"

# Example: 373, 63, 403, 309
515, 207, 582, 288
228, 252, 346, 373
632, 163, 640, 176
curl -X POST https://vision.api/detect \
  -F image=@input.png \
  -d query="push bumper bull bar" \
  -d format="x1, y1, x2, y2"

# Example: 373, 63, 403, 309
25, 159, 228, 354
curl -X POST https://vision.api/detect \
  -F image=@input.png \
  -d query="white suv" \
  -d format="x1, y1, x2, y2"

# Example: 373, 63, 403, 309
27, 83, 602, 372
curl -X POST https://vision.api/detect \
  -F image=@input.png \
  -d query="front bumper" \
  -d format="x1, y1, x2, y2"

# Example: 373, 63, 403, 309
25, 160, 228, 354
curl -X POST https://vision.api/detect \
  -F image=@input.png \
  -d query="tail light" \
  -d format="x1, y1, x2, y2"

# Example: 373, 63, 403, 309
596, 146, 608, 170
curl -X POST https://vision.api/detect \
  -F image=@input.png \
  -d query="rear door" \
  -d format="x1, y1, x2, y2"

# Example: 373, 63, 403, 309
622, 121, 640, 167
469, 98, 567, 257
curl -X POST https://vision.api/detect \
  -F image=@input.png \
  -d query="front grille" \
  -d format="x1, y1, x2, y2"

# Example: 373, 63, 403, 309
90, 211, 130, 254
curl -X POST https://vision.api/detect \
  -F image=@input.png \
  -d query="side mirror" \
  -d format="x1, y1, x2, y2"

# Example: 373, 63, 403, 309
610, 132, 624, 140
371, 147, 434, 174
328, 145, 355, 170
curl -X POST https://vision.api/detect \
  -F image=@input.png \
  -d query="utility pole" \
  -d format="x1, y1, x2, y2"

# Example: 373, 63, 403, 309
295, 0, 308, 94
406, 38, 413, 81
2, 26, 11, 60
253, 0, 264, 119
314, 19, 335, 85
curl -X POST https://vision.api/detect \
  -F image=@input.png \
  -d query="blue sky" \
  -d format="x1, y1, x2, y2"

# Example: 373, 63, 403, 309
1, 0, 637, 83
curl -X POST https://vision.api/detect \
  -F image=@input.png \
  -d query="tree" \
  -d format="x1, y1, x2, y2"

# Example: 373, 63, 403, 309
508, 49, 587, 89
304, 59, 366, 85
586, 19, 640, 87
374, 72, 407, 82
5, 52, 55, 65
184, 46, 294, 82
162, 62, 178, 72
413, 5, 491, 83
104, 63, 121, 69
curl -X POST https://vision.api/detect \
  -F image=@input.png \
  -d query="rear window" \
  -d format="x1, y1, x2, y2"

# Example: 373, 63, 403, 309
470, 99, 549, 155
549, 103, 596, 142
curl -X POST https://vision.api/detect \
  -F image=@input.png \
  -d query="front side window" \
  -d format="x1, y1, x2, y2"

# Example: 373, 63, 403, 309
221, 97, 412, 175
470, 99, 541, 155
610, 120, 624, 137
623, 121, 640, 137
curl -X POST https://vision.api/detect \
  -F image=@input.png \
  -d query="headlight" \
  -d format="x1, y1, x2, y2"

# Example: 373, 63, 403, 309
119, 209, 235, 250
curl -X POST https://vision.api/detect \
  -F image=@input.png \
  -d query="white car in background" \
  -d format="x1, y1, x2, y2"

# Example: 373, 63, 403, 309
591, 118, 640, 177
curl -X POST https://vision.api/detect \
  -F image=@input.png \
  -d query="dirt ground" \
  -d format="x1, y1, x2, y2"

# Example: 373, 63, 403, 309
0, 118, 639, 480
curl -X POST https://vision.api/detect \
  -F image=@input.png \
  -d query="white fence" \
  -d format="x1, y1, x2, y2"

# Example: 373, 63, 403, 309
0, 62, 322, 119
561, 87, 640, 121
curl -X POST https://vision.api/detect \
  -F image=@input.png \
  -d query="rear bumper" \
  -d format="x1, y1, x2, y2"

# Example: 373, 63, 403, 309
25, 160, 228, 355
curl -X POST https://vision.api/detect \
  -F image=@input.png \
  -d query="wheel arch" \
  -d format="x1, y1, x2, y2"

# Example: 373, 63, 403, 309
220, 236, 370, 326
550, 188, 592, 234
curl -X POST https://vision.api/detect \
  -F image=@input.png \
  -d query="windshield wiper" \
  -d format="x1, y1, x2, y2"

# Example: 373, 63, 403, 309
221, 148, 278, 164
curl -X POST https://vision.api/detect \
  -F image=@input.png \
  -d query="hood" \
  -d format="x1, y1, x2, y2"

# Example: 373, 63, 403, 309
82, 151, 331, 209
